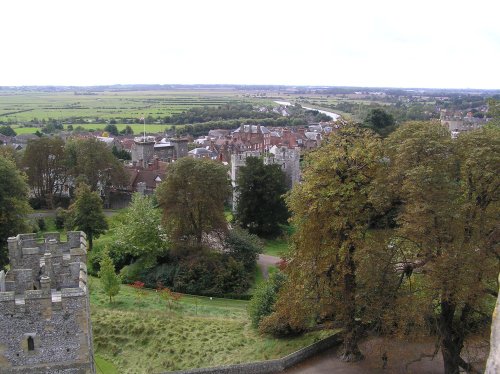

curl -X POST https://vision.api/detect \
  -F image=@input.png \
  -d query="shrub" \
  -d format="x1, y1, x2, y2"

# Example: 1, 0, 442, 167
54, 208, 67, 229
37, 218, 46, 231
248, 271, 286, 328
224, 227, 261, 272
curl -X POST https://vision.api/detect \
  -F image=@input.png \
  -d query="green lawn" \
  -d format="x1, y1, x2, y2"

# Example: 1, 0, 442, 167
90, 277, 338, 373
263, 237, 290, 257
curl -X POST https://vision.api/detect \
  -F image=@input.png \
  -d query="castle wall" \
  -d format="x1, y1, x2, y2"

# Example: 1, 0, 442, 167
0, 232, 94, 374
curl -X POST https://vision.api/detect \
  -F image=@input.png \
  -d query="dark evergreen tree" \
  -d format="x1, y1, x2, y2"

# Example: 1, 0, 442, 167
235, 157, 289, 238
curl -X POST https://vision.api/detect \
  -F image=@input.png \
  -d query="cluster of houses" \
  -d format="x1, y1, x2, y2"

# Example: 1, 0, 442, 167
440, 110, 489, 138
0, 121, 337, 208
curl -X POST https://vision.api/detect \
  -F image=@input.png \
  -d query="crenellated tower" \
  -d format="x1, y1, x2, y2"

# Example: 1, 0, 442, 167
0, 231, 95, 374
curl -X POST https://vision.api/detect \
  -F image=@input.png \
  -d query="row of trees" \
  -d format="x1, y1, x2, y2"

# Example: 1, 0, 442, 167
257, 121, 499, 374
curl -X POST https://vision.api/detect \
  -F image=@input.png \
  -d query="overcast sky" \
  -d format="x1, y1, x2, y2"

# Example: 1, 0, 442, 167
1, 0, 499, 89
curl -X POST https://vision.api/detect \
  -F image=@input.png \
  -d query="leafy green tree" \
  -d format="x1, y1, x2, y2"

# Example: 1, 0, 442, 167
68, 183, 108, 250
98, 247, 120, 303
268, 124, 382, 360
0, 156, 31, 268
0, 125, 16, 137
363, 108, 396, 137
115, 193, 168, 267
104, 124, 119, 136
235, 157, 289, 237
156, 157, 231, 248
66, 137, 127, 192
22, 137, 68, 208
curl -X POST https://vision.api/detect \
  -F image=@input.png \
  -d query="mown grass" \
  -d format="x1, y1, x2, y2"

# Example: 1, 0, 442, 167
90, 277, 338, 373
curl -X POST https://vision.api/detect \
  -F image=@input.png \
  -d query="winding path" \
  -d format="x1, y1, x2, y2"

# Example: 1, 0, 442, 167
257, 254, 281, 279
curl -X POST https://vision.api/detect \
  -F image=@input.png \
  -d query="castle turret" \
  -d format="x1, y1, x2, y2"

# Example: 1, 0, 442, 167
0, 232, 95, 374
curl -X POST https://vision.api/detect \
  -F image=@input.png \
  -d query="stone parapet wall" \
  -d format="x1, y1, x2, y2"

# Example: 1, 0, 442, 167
0, 231, 94, 374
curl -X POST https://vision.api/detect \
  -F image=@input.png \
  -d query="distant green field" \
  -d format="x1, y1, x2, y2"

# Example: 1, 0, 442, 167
0, 90, 270, 123
11, 123, 180, 135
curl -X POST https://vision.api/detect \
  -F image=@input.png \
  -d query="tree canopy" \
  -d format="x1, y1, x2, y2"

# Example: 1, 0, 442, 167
264, 124, 382, 360
376, 121, 499, 373
0, 125, 16, 137
66, 137, 127, 192
115, 193, 169, 267
22, 137, 68, 208
0, 156, 31, 268
263, 121, 499, 373
156, 157, 231, 248
68, 183, 108, 250
363, 108, 396, 137
235, 156, 289, 237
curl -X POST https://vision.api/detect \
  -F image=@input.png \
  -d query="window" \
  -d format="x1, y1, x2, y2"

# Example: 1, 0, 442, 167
27, 336, 34, 351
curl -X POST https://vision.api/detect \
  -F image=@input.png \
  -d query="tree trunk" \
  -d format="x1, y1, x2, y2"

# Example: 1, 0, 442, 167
439, 300, 462, 374
339, 242, 363, 362
340, 329, 363, 362
88, 232, 93, 250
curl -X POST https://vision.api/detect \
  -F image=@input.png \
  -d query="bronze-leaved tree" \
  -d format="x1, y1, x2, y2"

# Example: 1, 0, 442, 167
379, 121, 499, 374
262, 124, 382, 361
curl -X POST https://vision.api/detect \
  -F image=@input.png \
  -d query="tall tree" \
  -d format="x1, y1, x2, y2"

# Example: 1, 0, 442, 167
68, 183, 108, 250
66, 137, 127, 193
235, 157, 289, 237
268, 124, 382, 360
22, 137, 68, 208
0, 156, 31, 268
156, 157, 231, 248
381, 121, 499, 374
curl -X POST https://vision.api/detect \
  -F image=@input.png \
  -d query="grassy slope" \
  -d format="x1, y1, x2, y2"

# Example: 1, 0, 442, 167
90, 277, 337, 374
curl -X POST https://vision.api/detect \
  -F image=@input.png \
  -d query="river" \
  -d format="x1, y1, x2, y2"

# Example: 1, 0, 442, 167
274, 101, 340, 121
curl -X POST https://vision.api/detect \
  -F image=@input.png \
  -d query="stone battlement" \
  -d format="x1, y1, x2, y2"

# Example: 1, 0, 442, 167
0, 231, 94, 373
